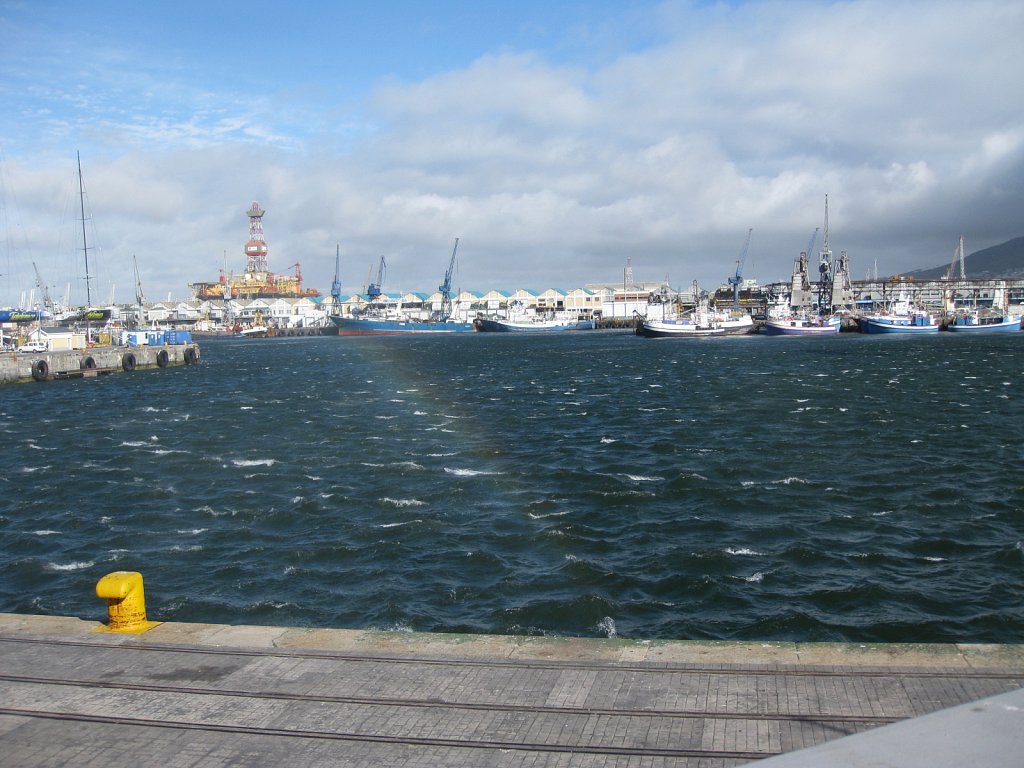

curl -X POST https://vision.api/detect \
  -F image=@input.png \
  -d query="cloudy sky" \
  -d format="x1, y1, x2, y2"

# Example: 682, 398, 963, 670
0, 0, 1021, 306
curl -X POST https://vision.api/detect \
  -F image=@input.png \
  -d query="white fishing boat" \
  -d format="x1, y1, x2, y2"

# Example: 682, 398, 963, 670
858, 291, 939, 334
942, 237, 1021, 333
946, 310, 1021, 333
763, 311, 840, 336
637, 283, 753, 338
474, 312, 595, 332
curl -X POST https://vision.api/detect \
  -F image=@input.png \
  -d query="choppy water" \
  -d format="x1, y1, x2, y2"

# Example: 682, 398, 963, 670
2, 331, 1023, 643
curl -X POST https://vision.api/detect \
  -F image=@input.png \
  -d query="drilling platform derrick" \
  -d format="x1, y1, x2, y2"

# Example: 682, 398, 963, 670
189, 201, 320, 301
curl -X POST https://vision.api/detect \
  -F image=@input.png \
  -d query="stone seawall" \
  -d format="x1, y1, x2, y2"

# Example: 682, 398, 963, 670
0, 343, 201, 384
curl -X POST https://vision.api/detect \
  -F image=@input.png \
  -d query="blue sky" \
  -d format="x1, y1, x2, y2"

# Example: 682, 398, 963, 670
1, 0, 1022, 305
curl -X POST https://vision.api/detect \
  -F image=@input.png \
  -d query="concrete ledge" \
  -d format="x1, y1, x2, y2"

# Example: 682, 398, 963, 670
0, 344, 199, 384
3, 613, 1022, 668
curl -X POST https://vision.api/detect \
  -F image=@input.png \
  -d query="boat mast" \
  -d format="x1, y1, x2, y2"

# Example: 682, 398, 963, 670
77, 151, 93, 306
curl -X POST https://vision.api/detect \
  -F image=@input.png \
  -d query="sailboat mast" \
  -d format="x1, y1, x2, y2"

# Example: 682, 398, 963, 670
77, 151, 93, 306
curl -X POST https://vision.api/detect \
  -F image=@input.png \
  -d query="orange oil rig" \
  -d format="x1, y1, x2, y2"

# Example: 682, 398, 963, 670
189, 202, 321, 301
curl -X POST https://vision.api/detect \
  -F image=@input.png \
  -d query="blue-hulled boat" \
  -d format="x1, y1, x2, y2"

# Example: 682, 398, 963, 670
945, 310, 1022, 333
0, 309, 47, 323
858, 292, 939, 334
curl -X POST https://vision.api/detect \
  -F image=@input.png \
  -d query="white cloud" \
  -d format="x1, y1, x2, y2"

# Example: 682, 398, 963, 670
1, 0, 1022, 305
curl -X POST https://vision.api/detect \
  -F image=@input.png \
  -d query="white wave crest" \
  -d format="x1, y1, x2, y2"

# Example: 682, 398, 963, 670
726, 547, 763, 556
382, 498, 426, 507
176, 528, 207, 535
393, 461, 425, 470
596, 616, 617, 638
622, 474, 663, 482
444, 467, 504, 476
232, 458, 277, 467
528, 510, 570, 519
46, 561, 94, 572
600, 437, 617, 444
743, 572, 765, 583
378, 519, 423, 528
32, 530, 60, 536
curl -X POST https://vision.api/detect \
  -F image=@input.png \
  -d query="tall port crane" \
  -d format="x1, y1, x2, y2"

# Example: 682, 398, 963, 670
331, 245, 342, 304
805, 228, 819, 267
945, 235, 966, 281
728, 228, 752, 309
33, 262, 55, 316
132, 255, 147, 307
366, 256, 385, 300
816, 195, 834, 314
438, 237, 459, 321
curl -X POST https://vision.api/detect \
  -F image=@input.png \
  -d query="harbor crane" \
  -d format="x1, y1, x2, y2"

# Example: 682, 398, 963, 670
366, 256, 385, 300
33, 262, 55, 316
132, 255, 146, 307
438, 237, 459, 321
331, 245, 343, 304
805, 228, 819, 268
728, 228, 753, 309
945, 235, 966, 281
816, 195, 834, 314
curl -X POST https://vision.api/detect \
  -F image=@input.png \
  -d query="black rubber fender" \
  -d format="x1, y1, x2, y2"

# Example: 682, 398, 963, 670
31, 359, 49, 382
80, 356, 97, 370
183, 346, 199, 365
122, 352, 137, 372
156, 349, 169, 368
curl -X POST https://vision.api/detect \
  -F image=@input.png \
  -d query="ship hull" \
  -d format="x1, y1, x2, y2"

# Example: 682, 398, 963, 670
762, 317, 840, 336
858, 316, 939, 334
636, 315, 753, 338
474, 317, 596, 332
945, 315, 1022, 333
330, 316, 475, 335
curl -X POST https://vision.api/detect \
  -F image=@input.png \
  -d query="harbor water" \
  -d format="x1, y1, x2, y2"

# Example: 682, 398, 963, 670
2, 331, 1023, 643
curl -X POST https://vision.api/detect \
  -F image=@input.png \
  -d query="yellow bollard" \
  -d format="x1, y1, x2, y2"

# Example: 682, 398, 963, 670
93, 571, 161, 633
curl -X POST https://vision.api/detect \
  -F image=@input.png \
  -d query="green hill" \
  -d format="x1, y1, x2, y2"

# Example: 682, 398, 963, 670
903, 236, 1024, 279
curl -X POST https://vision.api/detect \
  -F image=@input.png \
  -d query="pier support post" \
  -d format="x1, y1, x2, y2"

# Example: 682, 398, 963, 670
93, 571, 161, 633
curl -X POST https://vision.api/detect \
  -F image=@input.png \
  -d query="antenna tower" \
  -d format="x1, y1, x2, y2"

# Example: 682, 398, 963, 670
244, 202, 269, 274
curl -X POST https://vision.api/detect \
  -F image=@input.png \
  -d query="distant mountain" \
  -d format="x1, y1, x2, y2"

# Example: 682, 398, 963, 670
902, 236, 1024, 280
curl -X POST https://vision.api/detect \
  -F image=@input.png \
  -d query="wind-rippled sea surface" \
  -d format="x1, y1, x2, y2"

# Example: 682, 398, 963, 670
2, 331, 1023, 642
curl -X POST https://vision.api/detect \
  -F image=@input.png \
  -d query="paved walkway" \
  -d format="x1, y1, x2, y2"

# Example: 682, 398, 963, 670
1, 614, 1022, 767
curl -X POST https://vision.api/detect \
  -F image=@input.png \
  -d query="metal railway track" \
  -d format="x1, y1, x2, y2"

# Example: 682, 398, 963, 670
0, 706, 771, 761
0, 672, 903, 725
2, 635, 1021, 764
4, 635, 1023, 680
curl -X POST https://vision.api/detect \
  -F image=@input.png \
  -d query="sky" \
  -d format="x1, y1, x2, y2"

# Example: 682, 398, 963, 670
1, 0, 1021, 306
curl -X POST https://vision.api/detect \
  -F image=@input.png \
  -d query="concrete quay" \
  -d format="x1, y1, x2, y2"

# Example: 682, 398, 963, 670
0, 613, 1021, 767
0, 343, 200, 384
